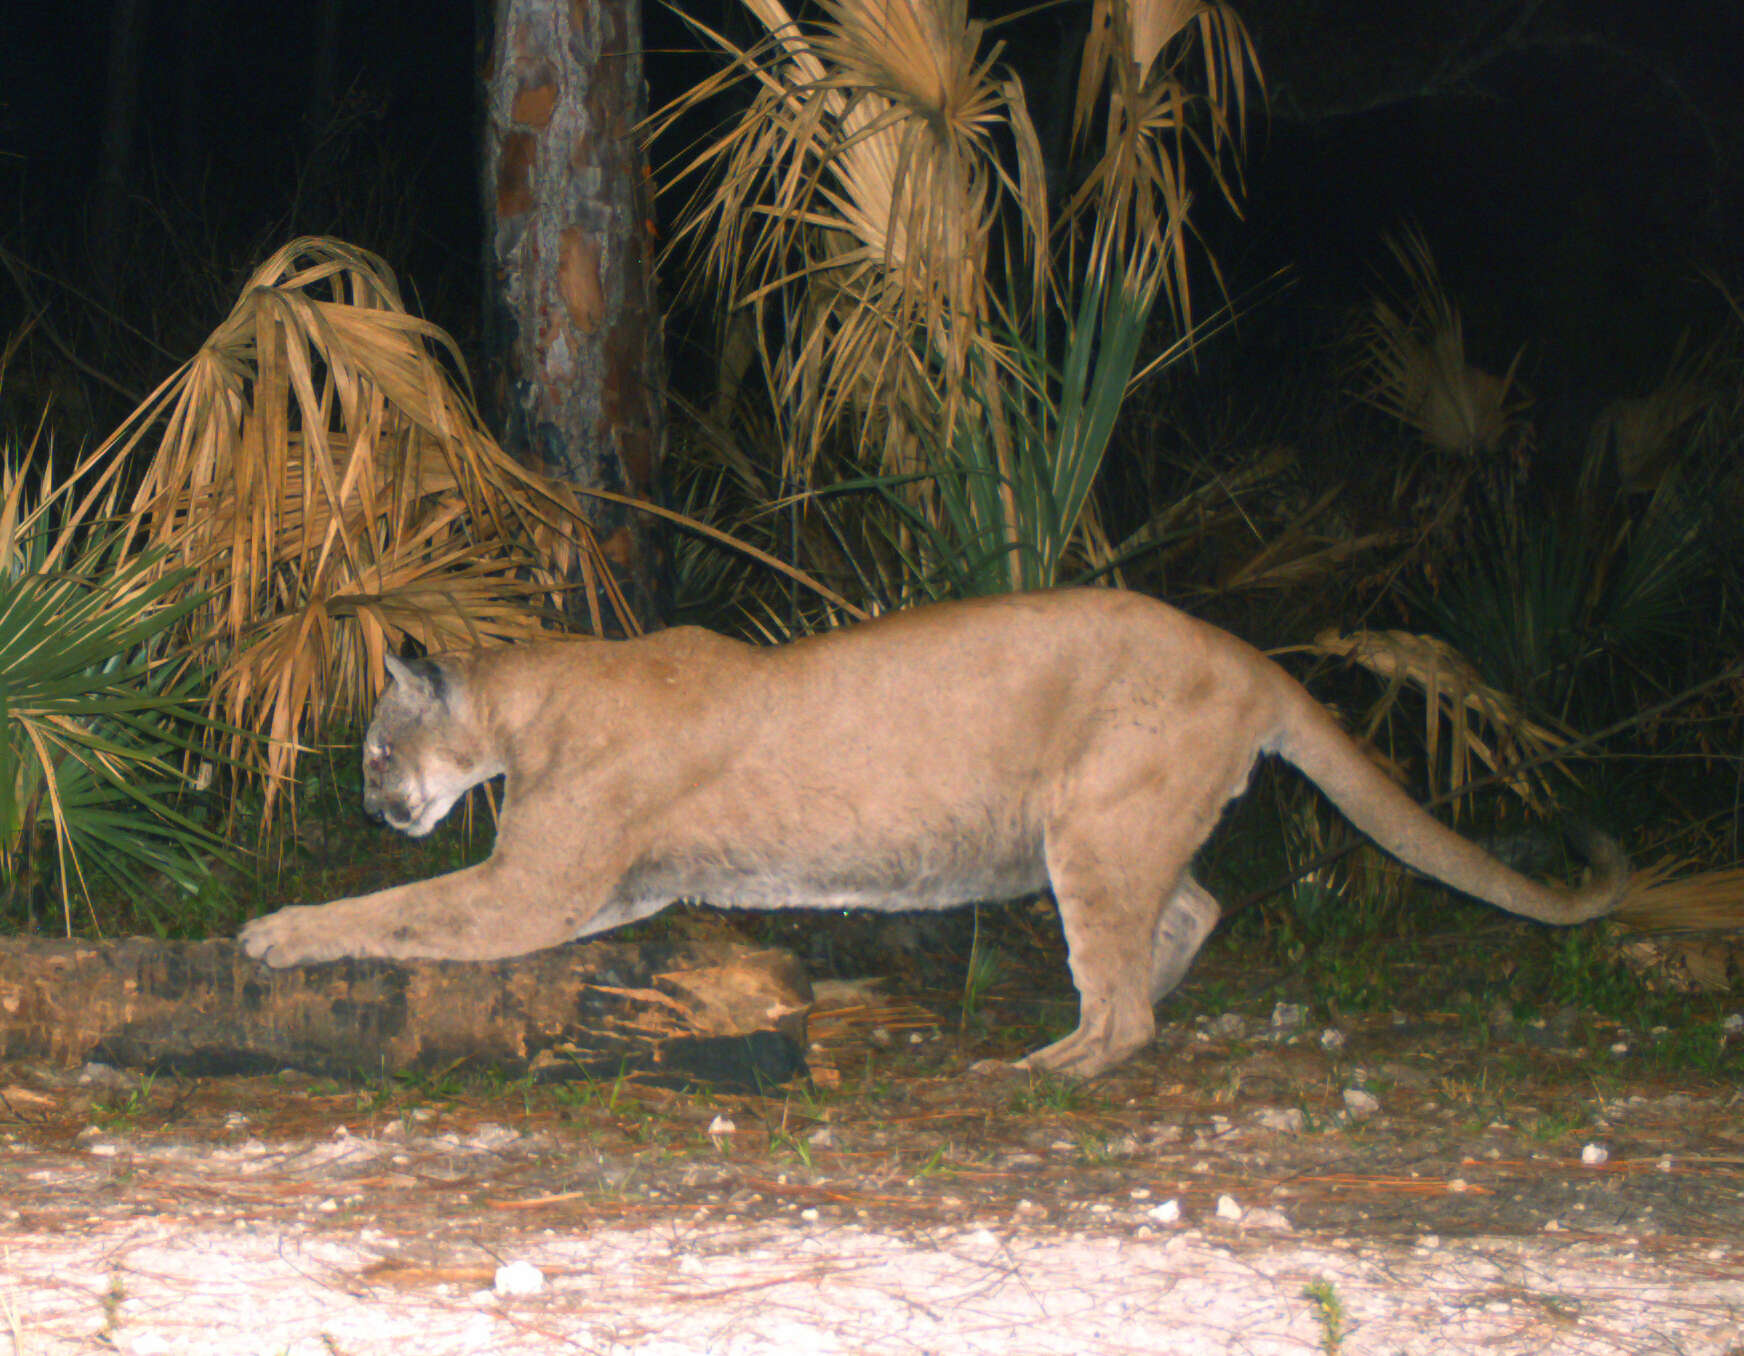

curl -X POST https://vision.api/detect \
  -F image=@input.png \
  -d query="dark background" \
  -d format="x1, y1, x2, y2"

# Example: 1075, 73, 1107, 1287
2, 0, 1741, 465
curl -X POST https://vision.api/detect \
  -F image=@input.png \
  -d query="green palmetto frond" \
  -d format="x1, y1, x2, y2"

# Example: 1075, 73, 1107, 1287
842, 263, 1164, 596
1, 459, 232, 932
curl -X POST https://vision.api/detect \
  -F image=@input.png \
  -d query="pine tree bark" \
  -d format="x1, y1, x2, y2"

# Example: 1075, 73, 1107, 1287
481, 0, 665, 628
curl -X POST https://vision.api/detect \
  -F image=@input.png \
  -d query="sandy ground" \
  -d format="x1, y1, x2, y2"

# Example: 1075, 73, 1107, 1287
6, 1030, 1744, 1356
7, 1205, 1744, 1356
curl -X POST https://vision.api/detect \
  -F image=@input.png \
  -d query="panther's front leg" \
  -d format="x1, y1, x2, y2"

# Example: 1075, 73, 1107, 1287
239, 861, 588, 967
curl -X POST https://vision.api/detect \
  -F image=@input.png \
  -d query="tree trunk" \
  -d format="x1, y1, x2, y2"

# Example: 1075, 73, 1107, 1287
0, 937, 811, 1091
480, 0, 665, 629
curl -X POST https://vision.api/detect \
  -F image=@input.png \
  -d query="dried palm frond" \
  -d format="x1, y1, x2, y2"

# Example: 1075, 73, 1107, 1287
77, 237, 632, 811
1350, 229, 1527, 458
655, 0, 1047, 479
1069, 0, 1259, 309
1302, 628, 1574, 811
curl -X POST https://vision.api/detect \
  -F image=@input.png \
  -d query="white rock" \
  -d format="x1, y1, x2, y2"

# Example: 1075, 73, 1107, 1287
1342, 1088, 1380, 1116
1215, 1195, 1243, 1222
1146, 1199, 1181, 1224
1581, 1143, 1610, 1166
495, 1261, 546, 1296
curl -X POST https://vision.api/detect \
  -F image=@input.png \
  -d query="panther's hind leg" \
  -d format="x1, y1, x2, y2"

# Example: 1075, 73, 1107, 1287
1018, 809, 1207, 1079
1148, 872, 1221, 1004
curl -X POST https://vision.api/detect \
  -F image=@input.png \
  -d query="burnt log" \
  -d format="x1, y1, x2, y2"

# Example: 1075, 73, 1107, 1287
0, 937, 812, 1090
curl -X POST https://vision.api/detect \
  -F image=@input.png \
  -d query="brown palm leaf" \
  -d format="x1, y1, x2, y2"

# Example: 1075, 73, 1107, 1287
1302, 628, 1574, 812
79, 237, 629, 811
1349, 229, 1528, 458
653, 0, 1048, 478
1068, 0, 1259, 311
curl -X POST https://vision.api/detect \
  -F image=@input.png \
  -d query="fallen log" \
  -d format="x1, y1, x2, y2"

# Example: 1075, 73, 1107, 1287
0, 936, 813, 1090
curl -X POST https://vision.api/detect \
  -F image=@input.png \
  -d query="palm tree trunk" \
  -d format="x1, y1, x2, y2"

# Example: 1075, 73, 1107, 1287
480, 0, 665, 629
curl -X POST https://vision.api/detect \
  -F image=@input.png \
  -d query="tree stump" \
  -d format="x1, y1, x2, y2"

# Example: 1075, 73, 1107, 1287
0, 937, 812, 1090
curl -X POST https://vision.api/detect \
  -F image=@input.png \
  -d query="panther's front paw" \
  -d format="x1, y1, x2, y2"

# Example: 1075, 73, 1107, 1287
238, 905, 354, 968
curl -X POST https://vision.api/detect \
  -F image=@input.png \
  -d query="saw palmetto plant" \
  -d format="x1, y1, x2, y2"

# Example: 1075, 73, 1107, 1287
653, 0, 1260, 596
0, 455, 230, 931
77, 237, 634, 813
1349, 228, 1528, 462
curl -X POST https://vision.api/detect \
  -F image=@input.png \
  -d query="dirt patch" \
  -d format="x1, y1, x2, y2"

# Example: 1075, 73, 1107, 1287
4, 983, 1744, 1354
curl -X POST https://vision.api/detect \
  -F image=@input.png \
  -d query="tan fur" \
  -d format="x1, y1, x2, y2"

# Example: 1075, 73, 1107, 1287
239, 589, 1627, 1077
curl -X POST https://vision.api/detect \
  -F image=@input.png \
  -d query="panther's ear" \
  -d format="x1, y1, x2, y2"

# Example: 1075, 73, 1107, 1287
384, 653, 450, 707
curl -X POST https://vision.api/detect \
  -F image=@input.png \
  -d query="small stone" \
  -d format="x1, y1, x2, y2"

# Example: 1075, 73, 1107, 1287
1254, 1107, 1305, 1134
1319, 1028, 1346, 1051
77, 1062, 135, 1090
1208, 1013, 1247, 1039
1581, 1143, 1610, 1166
494, 1261, 545, 1296
1147, 1199, 1181, 1224
1270, 1002, 1306, 1031
707, 1115, 736, 1138
1342, 1088, 1380, 1116
1448, 1179, 1470, 1194
1215, 1194, 1243, 1222
1244, 1207, 1292, 1231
